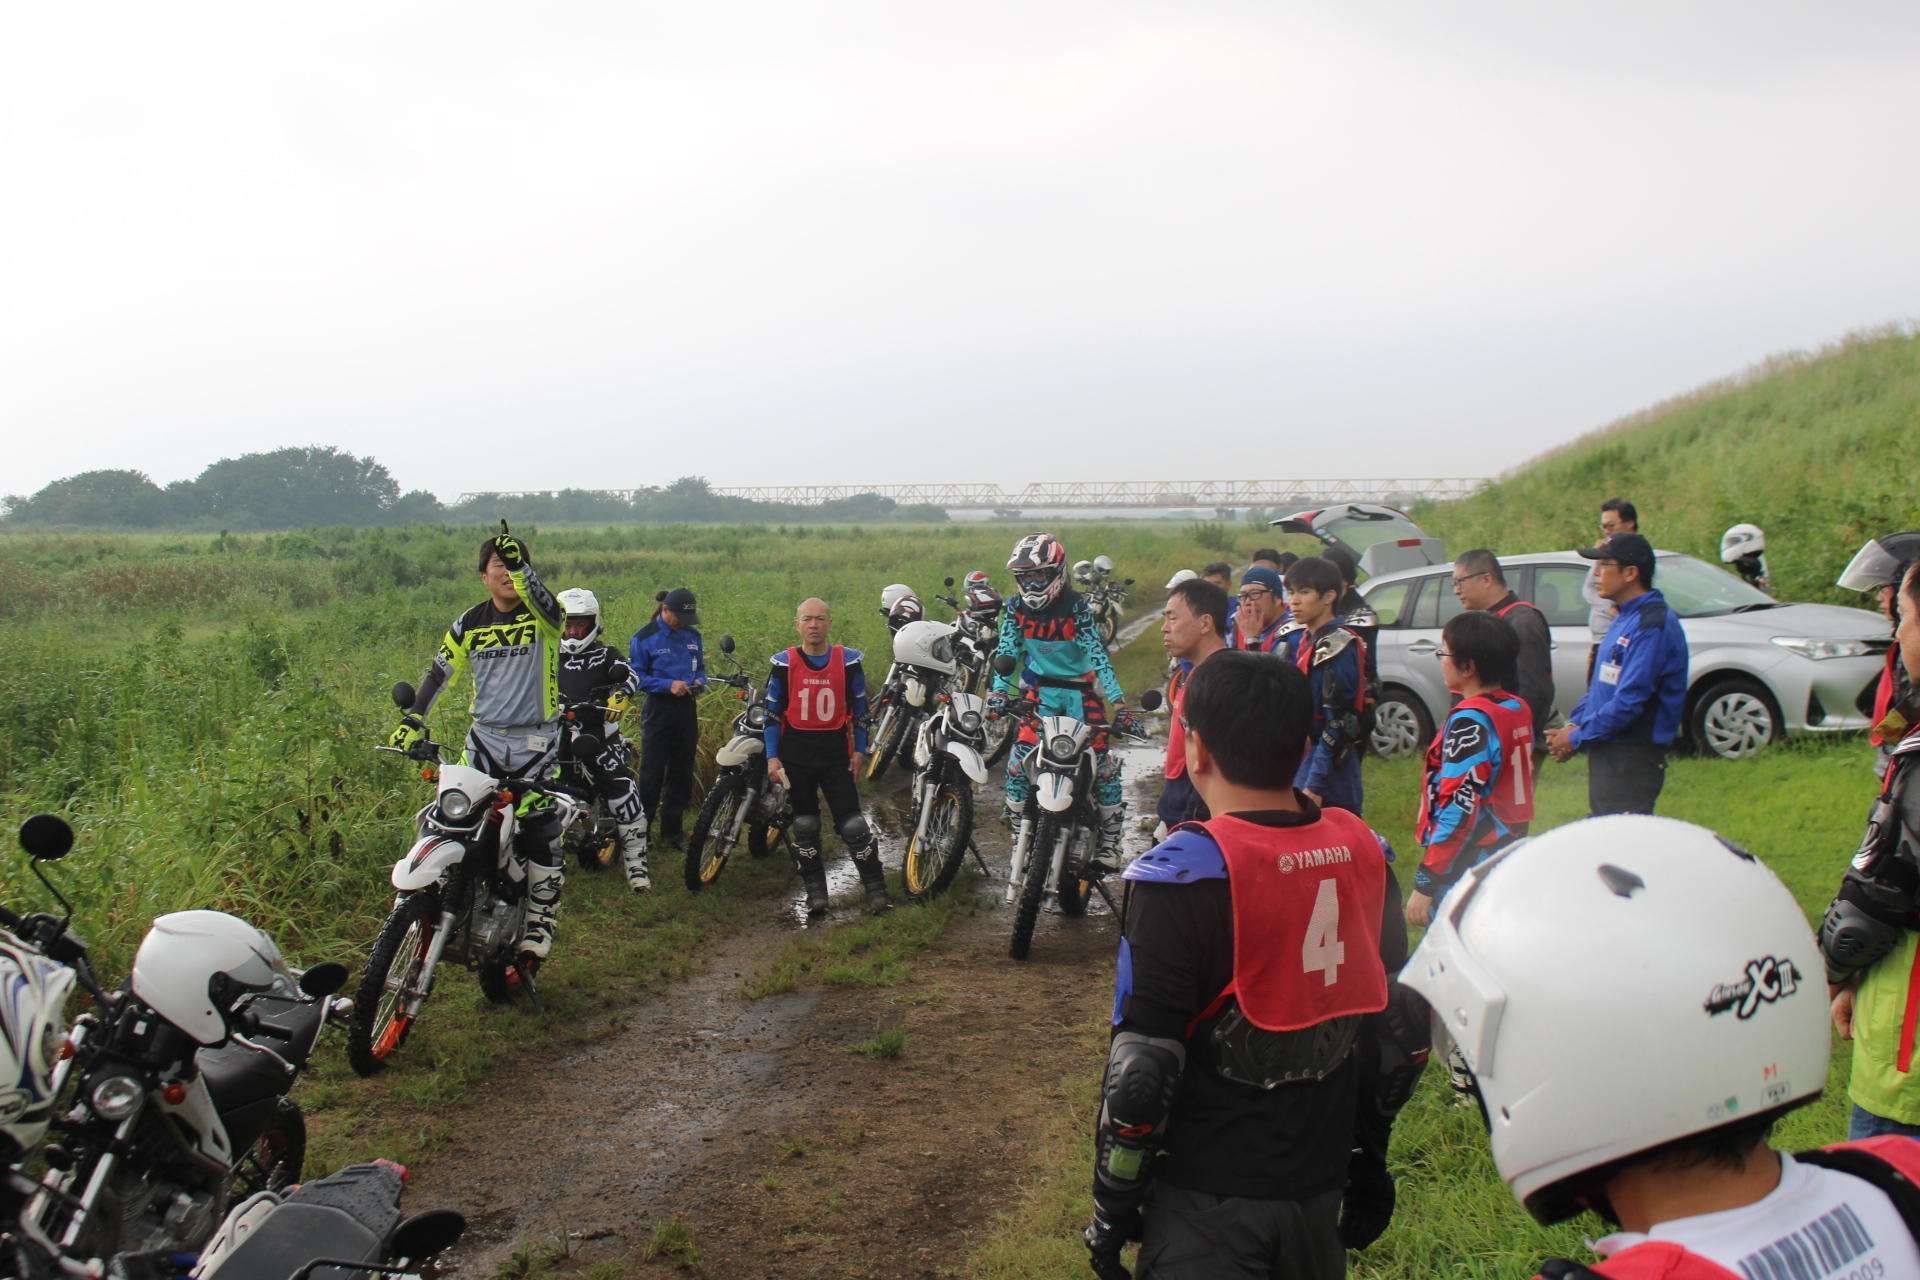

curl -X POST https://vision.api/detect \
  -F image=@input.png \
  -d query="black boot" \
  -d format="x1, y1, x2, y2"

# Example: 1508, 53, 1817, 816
795, 846, 831, 916
851, 845, 892, 913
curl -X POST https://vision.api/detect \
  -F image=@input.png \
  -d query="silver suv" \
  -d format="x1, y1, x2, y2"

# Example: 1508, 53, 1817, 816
1357, 551, 1889, 760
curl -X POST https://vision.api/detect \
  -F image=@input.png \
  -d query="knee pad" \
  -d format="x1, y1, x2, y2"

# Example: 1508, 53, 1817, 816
791, 813, 823, 847
837, 812, 872, 847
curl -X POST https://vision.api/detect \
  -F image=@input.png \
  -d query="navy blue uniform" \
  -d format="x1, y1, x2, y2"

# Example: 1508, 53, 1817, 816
1567, 589, 1688, 815
629, 616, 707, 840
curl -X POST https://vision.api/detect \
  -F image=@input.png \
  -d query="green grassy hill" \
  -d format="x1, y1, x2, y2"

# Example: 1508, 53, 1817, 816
1410, 325, 1920, 605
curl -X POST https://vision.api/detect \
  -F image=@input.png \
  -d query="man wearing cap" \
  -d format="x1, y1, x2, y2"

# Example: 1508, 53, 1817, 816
629, 587, 707, 849
1224, 566, 1290, 652
1545, 532, 1688, 816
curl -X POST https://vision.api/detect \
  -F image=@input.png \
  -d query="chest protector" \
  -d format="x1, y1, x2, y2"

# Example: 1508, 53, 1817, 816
783, 646, 849, 731
1537, 1138, 1920, 1279
1183, 811, 1388, 1087
1417, 692, 1537, 840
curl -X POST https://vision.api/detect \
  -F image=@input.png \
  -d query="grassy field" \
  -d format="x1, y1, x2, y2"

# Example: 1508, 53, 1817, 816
1409, 325, 1920, 607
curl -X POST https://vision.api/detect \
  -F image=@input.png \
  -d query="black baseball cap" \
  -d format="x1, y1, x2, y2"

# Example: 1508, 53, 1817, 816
1578, 532, 1655, 575
662, 587, 700, 624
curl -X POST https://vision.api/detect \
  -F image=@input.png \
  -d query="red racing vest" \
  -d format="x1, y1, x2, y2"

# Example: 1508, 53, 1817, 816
1186, 810, 1388, 1034
1417, 690, 1537, 840
1165, 665, 1189, 781
783, 645, 849, 731
1535, 1137, 1920, 1278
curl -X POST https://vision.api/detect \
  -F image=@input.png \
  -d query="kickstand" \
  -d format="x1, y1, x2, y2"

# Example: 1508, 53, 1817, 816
1093, 879, 1120, 915
967, 836, 992, 877
515, 958, 544, 1011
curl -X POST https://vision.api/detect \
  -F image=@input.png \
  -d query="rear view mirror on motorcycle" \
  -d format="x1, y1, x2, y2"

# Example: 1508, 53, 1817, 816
391, 682, 416, 710
391, 1208, 468, 1262
572, 733, 603, 759
19, 812, 74, 862
944, 576, 955, 587
1137, 689, 1164, 713
992, 653, 1018, 676
298, 961, 349, 999
719, 634, 736, 654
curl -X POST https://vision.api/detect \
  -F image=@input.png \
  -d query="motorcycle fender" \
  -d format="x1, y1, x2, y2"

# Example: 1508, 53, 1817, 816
1036, 772, 1075, 812
715, 735, 763, 767
393, 835, 464, 891
944, 741, 988, 785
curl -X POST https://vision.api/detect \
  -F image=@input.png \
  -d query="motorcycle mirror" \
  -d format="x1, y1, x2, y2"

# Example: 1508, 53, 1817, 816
19, 813, 74, 862
573, 733, 604, 757
719, 635, 736, 654
944, 576, 955, 587
391, 682, 416, 710
1137, 689, 1164, 713
298, 962, 349, 998
991, 653, 1018, 676
1124, 578, 1135, 586
391, 1209, 467, 1261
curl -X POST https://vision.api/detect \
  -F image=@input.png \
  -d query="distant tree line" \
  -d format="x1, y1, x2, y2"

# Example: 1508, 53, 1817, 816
1, 448, 947, 530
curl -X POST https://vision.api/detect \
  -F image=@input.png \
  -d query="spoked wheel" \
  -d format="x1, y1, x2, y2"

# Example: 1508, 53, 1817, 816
685, 773, 746, 890
347, 890, 438, 1076
230, 1098, 306, 1199
1097, 612, 1118, 648
1010, 813, 1060, 961
865, 706, 905, 782
901, 778, 974, 900
1056, 825, 1093, 917
477, 945, 521, 1004
566, 821, 619, 872
748, 821, 782, 859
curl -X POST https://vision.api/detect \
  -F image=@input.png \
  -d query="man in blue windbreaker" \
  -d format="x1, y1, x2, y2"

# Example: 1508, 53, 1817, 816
1546, 532, 1689, 816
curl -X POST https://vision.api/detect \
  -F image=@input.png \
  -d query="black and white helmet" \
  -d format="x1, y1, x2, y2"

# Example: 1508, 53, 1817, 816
880, 583, 924, 631
558, 588, 602, 654
0, 931, 77, 1160
1008, 534, 1067, 610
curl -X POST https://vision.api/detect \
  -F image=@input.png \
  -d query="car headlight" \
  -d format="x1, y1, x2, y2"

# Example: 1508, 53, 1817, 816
1046, 734, 1079, 762
438, 790, 474, 822
1770, 636, 1876, 661
90, 1072, 145, 1122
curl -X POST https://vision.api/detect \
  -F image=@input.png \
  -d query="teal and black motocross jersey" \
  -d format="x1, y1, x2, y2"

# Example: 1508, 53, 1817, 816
408, 562, 566, 729
991, 587, 1123, 702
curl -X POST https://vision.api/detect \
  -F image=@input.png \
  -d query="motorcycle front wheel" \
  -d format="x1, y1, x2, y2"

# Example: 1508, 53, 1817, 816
865, 706, 905, 782
1009, 812, 1060, 961
686, 772, 746, 890
1056, 822, 1093, 917
476, 946, 519, 1004
901, 777, 972, 900
566, 819, 619, 872
229, 1097, 306, 1200
347, 890, 439, 1077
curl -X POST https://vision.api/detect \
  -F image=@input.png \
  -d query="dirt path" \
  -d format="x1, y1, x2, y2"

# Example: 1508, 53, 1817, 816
410, 741, 1165, 1278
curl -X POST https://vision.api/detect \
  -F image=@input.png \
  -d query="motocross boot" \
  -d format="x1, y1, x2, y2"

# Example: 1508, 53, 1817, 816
1087, 803, 1126, 877
794, 844, 831, 917
618, 821, 651, 892
850, 844, 892, 914
520, 861, 565, 960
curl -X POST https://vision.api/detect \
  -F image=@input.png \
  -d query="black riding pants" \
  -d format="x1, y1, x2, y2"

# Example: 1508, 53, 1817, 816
639, 695, 700, 836
781, 730, 863, 842
1587, 741, 1669, 816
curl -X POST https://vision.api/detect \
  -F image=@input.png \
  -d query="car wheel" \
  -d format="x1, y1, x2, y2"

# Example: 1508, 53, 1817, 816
1369, 687, 1432, 759
1689, 678, 1779, 760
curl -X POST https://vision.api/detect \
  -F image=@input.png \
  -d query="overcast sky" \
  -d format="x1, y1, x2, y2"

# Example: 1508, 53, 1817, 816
4, 2, 1915, 503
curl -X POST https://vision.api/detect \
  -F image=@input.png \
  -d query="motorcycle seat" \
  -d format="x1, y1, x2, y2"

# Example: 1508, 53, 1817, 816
198, 995, 326, 1113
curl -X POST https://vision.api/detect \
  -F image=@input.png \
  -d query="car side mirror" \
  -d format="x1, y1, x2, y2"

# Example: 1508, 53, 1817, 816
391, 682, 416, 710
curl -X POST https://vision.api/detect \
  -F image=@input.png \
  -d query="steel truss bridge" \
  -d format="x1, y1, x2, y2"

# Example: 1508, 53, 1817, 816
456, 478, 1487, 511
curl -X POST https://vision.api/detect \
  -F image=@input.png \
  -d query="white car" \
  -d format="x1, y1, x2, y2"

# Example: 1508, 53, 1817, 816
1357, 551, 1889, 760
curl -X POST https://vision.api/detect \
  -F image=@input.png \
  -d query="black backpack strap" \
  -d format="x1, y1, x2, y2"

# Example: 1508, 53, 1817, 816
1794, 1146, 1920, 1242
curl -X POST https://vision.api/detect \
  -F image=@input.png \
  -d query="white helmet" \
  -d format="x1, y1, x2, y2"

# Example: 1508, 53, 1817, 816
1164, 568, 1198, 590
1071, 559, 1094, 583
891, 619, 960, 675
0, 931, 77, 1159
130, 911, 299, 1046
558, 587, 602, 654
880, 583, 917, 613
1719, 523, 1765, 564
1403, 815, 1827, 1225
1093, 554, 1114, 574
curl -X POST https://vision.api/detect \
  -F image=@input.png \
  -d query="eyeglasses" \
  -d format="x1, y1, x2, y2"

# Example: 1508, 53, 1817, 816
1450, 572, 1488, 587
1434, 650, 1453, 660
1236, 588, 1271, 602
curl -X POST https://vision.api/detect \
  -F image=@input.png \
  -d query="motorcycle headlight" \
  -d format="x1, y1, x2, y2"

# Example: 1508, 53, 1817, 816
745, 705, 771, 729
1046, 734, 1079, 762
90, 1072, 145, 1122
438, 790, 475, 823
1770, 636, 1875, 661
955, 710, 983, 736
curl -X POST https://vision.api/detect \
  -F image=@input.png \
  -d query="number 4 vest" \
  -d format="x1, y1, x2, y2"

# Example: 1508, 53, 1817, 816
783, 645, 849, 731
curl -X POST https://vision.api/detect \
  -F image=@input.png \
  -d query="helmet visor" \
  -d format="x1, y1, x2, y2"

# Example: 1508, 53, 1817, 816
1838, 539, 1907, 592
1014, 568, 1056, 593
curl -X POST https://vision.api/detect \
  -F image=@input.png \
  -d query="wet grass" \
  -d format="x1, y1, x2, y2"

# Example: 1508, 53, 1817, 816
738, 874, 976, 998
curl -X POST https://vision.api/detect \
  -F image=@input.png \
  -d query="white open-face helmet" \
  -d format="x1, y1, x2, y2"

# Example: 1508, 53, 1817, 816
892, 619, 960, 675
1093, 554, 1114, 574
1719, 524, 1765, 564
1165, 568, 1198, 590
558, 587, 602, 654
1071, 559, 1094, 583
1837, 532, 1920, 593
130, 911, 299, 1046
880, 583, 917, 613
1404, 815, 1827, 1225
0, 931, 78, 1159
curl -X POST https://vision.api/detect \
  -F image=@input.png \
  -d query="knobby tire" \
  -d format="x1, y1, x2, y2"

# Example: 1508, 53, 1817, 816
865, 706, 905, 782
902, 777, 973, 900
1056, 817, 1093, 917
685, 772, 746, 891
1010, 812, 1060, 961
230, 1097, 306, 1200
347, 890, 438, 1077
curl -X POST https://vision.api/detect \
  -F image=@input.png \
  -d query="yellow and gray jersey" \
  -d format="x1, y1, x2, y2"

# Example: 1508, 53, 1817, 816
410, 563, 565, 731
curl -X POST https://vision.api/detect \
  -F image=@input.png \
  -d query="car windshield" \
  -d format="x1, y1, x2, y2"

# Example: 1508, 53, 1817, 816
1651, 554, 1780, 618
1314, 507, 1429, 555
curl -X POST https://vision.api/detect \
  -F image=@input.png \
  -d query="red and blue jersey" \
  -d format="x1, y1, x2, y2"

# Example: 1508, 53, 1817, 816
1415, 690, 1535, 897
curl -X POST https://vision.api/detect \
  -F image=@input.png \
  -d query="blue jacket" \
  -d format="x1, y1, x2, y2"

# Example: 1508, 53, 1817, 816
1568, 589, 1688, 747
628, 617, 707, 697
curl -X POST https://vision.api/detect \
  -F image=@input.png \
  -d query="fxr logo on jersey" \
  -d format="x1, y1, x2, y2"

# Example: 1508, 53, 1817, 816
1703, 955, 1802, 1020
